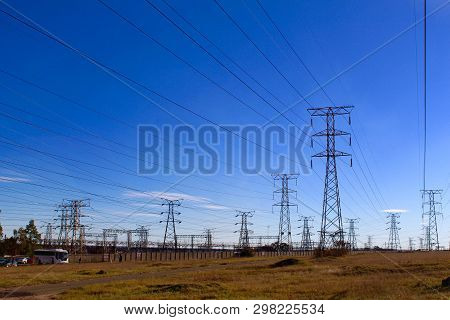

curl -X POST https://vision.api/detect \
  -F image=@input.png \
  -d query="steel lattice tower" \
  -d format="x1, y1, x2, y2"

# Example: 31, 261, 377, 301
421, 189, 442, 250
57, 199, 90, 253
56, 206, 70, 248
298, 216, 314, 250
137, 225, 149, 249
308, 106, 353, 248
44, 223, 53, 246
160, 199, 181, 249
345, 218, 359, 250
408, 237, 415, 251
418, 237, 424, 250
365, 235, 373, 250
235, 210, 253, 249
272, 174, 298, 250
386, 212, 401, 250
204, 229, 213, 249
67, 199, 90, 254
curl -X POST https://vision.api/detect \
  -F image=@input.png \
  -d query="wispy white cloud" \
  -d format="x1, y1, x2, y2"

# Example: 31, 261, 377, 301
124, 191, 210, 203
0, 176, 30, 183
123, 191, 230, 211
202, 204, 230, 210
382, 209, 408, 213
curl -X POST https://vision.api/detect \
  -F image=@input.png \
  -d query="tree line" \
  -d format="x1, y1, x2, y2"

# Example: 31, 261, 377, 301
0, 220, 42, 256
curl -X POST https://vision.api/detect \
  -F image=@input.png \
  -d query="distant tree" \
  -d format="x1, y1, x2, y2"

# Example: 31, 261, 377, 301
0, 223, 3, 239
0, 221, 42, 256
18, 220, 41, 255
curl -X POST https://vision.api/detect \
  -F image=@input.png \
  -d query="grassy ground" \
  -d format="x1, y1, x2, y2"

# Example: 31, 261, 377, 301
2, 251, 449, 299
0, 258, 225, 288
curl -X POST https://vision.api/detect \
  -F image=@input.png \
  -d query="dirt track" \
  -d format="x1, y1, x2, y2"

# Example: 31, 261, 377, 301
0, 259, 266, 299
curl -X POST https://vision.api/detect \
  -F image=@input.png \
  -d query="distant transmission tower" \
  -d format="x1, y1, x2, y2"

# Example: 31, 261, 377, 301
204, 228, 213, 249
235, 210, 253, 249
298, 216, 314, 250
272, 174, 298, 250
386, 212, 401, 250
345, 218, 359, 250
408, 237, 415, 251
309, 106, 353, 249
418, 237, 424, 250
57, 199, 90, 254
365, 235, 373, 250
44, 223, 53, 246
421, 189, 442, 250
160, 198, 181, 249
56, 205, 70, 249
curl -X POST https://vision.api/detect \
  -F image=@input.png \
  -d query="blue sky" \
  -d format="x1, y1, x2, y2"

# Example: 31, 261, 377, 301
0, 0, 449, 249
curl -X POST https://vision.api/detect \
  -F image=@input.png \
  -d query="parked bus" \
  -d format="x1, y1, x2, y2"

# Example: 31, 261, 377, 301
33, 249, 69, 264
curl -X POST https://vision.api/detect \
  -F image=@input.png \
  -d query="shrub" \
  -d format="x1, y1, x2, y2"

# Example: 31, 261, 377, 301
236, 248, 254, 257
313, 247, 348, 258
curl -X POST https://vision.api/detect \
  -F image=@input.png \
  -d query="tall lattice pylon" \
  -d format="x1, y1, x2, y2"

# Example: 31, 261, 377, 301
345, 218, 359, 250
272, 174, 298, 250
308, 106, 353, 248
235, 210, 253, 249
408, 237, 415, 251
298, 216, 314, 250
44, 223, 53, 247
57, 199, 90, 254
160, 198, 181, 249
386, 212, 401, 250
204, 229, 213, 249
67, 199, 90, 254
421, 189, 442, 250
56, 206, 70, 248
365, 235, 373, 250
418, 237, 424, 250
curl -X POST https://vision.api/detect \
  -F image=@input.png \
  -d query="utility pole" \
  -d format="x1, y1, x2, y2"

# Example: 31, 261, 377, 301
421, 189, 442, 250
345, 218, 359, 250
408, 237, 415, 251
160, 198, 181, 249
308, 106, 353, 249
272, 174, 298, 250
235, 210, 253, 249
386, 212, 401, 250
298, 216, 314, 250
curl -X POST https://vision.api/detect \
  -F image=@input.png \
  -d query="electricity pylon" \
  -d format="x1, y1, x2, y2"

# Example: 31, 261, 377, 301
160, 198, 181, 249
272, 174, 298, 250
386, 212, 401, 250
345, 218, 359, 250
204, 228, 213, 249
408, 237, 415, 251
235, 210, 253, 249
308, 106, 353, 249
298, 216, 314, 250
418, 237, 424, 250
44, 223, 53, 246
57, 199, 90, 254
421, 189, 442, 250
365, 235, 373, 249
56, 205, 70, 249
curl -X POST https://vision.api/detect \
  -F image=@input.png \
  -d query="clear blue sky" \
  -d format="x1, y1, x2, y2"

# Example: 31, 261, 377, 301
0, 0, 449, 248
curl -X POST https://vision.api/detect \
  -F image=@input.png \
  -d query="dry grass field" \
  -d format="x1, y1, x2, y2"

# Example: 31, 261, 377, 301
1, 251, 449, 299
